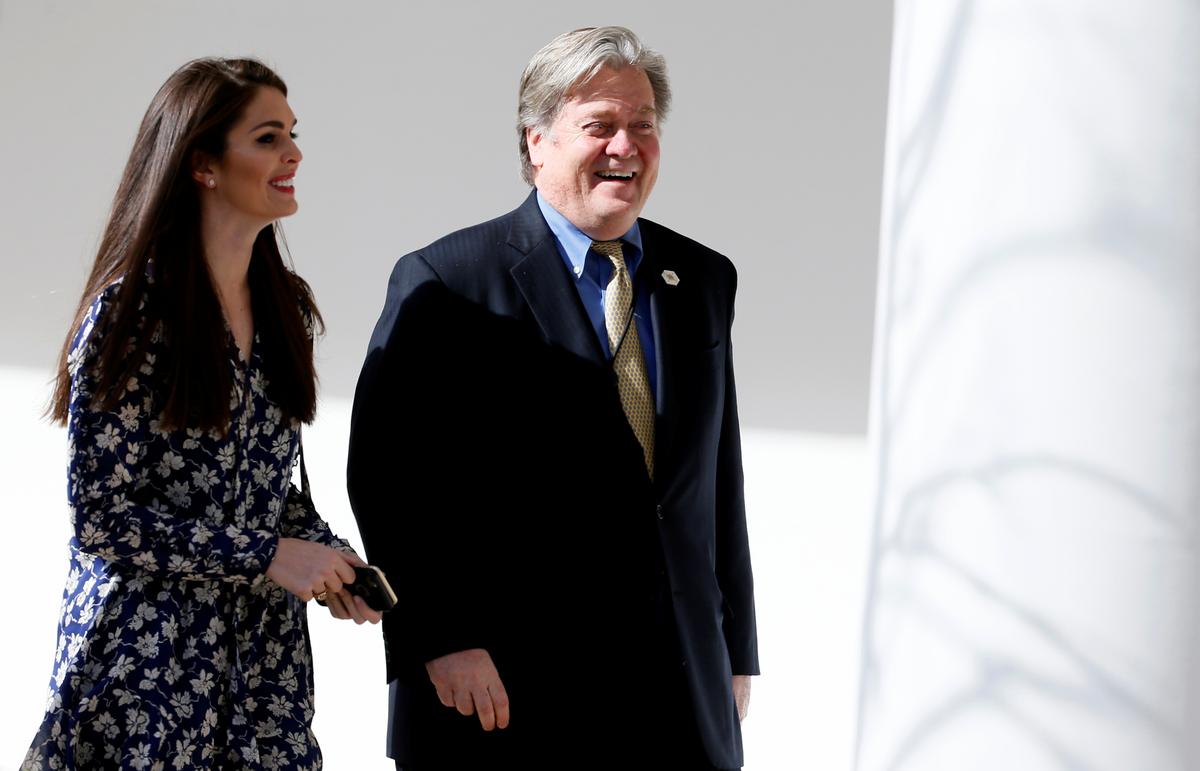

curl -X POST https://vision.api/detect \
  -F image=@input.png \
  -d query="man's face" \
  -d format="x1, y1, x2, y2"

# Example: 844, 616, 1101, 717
527, 66, 660, 241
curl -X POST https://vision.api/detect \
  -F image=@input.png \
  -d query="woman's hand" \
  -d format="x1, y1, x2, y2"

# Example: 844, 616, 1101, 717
322, 551, 383, 624
266, 537, 357, 601
324, 589, 383, 624
266, 539, 383, 624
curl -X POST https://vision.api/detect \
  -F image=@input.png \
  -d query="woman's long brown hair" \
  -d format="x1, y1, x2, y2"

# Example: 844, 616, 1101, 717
50, 58, 322, 432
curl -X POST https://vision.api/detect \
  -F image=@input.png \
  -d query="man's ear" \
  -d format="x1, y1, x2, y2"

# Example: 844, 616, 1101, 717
526, 127, 546, 169
191, 150, 215, 187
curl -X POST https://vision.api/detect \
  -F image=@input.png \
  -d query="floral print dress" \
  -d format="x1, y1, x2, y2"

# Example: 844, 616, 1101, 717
23, 283, 349, 770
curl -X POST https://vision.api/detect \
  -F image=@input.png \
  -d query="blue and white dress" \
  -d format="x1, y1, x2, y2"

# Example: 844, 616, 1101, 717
23, 282, 349, 770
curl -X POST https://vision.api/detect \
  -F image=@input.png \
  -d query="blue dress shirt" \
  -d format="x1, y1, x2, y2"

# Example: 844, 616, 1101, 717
536, 191, 658, 397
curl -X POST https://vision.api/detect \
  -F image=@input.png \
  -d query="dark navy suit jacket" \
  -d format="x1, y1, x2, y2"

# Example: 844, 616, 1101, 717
347, 191, 758, 768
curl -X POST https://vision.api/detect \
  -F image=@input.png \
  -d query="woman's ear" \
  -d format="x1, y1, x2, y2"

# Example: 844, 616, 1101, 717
191, 150, 216, 188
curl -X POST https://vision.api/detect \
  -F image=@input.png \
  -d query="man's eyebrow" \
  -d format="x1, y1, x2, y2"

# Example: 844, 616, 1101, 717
577, 106, 655, 120
248, 118, 298, 132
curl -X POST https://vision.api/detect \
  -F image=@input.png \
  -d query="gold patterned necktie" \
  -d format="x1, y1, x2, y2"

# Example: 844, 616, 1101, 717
592, 239, 655, 478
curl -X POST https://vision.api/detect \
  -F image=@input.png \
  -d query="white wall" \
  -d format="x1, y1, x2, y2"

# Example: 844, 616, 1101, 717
857, 1, 1200, 768
0, 0, 891, 435
0, 2, 892, 768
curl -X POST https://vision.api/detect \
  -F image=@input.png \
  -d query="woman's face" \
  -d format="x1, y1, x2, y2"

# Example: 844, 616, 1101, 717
203, 86, 302, 228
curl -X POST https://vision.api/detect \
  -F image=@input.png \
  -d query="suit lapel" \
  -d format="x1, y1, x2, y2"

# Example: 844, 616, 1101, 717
642, 224, 680, 487
507, 194, 675, 486
507, 192, 606, 366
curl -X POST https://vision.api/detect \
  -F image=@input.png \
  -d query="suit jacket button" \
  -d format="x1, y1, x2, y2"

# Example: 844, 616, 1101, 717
656, 505, 664, 520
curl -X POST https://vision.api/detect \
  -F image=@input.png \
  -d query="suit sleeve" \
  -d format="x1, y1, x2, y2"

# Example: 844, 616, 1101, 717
714, 266, 760, 676
347, 253, 496, 676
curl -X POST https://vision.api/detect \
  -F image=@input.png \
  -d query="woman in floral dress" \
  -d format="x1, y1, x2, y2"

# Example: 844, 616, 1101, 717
22, 58, 381, 770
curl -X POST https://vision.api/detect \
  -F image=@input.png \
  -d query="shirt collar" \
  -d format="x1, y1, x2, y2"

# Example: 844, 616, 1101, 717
536, 190, 644, 282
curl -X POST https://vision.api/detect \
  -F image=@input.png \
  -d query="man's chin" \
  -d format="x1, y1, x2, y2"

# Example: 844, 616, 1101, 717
582, 203, 643, 237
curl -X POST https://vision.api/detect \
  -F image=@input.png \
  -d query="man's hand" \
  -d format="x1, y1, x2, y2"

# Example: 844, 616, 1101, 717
425, 649, 510, 731
733, 675, 752, 722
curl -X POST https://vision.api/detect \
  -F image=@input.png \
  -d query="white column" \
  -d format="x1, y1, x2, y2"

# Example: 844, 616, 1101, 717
856, 2, 1200, 769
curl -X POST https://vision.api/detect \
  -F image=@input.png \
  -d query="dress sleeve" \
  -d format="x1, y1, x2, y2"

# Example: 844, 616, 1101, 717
278, 467, 355, 553
66, 289, 279, 581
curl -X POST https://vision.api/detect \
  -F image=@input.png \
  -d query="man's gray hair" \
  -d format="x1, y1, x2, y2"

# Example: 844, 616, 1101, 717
517, 26, 671, 185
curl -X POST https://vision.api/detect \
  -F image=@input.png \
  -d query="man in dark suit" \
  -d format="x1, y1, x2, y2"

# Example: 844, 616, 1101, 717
348, 26, 758, 770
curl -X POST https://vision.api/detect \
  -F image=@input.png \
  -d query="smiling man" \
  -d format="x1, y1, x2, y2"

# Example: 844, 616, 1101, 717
348, 26, 759, 770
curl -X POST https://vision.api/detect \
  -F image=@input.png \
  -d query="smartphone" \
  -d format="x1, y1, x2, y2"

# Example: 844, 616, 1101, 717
346, 564, 398, 612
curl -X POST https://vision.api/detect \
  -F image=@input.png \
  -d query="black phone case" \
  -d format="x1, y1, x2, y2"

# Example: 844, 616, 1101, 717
347, 565, 398, 612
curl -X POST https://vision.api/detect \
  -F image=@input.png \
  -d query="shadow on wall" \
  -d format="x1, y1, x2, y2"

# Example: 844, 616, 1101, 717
856, 0, 1199, 767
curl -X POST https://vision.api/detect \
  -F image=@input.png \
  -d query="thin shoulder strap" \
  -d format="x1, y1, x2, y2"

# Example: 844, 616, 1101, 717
299, 431, 311, 497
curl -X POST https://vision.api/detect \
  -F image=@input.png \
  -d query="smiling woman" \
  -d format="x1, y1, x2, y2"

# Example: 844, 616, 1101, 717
21, 58, 381, 771
196, 86, 302, 239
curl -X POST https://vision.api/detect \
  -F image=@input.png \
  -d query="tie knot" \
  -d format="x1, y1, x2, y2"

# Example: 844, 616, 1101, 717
591, 240, 626, 268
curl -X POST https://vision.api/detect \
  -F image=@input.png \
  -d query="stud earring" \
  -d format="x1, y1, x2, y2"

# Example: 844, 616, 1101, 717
207, 179, 216, 188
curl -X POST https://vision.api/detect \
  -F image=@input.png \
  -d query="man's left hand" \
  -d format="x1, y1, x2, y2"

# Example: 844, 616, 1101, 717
733, 675, 751, 721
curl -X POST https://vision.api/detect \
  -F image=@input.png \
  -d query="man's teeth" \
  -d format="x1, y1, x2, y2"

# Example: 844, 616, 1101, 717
597, 171, 634, 179
271, 179, 294, 188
